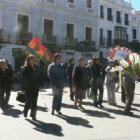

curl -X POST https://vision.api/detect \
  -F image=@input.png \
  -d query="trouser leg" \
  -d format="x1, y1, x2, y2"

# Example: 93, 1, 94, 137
57, 93, 63, 111
121, 86, 126, 103
52, 95, 59, 110
107, 84, 112, 104
92, 83, 98, 105
31, 91, 39, 117
5, 88, 11, 105
98, 83, 104, 105
124, 82, 135, 113
0, 89, 5, 108
23, 91, 32, 115
70, 84, 74, 100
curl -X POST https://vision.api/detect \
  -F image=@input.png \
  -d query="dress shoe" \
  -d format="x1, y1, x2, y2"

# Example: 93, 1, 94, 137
57, 110, 62, 115
123, 111, 133, 116
51, 110, 54, 115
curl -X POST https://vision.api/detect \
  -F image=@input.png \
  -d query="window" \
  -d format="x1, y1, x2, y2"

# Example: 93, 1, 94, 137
107, 30, 112, 45
107, 8, 113, 21
125, 14, 129, 25
100, 6, 104, 19
86, 27, 92, 41
116, 11, 121, 23
115, 26, 127, 40
132, 29, 136, 39
44, 19, 53, 36
87, 0, 92, 8
68, 0, 74, 3
100, 28, 104, 44
0, 8, 2, 29
67, 23, 74, 38
18, 14, 29, 32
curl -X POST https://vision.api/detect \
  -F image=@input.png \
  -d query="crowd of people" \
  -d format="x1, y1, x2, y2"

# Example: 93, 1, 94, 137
0, 52, 138, 121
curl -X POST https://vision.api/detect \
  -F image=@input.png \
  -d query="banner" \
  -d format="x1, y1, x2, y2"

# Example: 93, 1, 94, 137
26, 37, 53, 65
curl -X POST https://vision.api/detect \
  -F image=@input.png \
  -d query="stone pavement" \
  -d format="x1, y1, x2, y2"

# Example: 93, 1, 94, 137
0, 83, 140, 140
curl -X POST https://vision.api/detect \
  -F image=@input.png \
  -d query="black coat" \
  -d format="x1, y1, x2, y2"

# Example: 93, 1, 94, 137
72, 65, 88, 89
22, 65, 43, 91
0, 67, 13, 89
67, 64, 74, 84
91, 64, 106, 81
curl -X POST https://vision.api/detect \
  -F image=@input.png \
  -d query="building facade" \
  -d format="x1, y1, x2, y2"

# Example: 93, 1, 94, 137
0, 0, 139, 69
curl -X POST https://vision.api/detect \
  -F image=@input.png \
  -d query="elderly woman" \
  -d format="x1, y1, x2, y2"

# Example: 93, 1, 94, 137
72, 56, 88, 109
0, 59, 13, 109
106, 61, 116, 105
22, 55, 43, 120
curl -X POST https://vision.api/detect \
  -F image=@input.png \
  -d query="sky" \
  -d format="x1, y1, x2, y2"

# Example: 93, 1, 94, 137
125, 0, 140, 10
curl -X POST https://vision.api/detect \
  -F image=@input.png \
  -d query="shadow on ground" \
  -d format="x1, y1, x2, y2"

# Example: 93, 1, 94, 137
1, 105, 22, 118
18, 104, 48, 112
55, 114, 93, 128
81, 109, 115, 119
26, 119, 64, 136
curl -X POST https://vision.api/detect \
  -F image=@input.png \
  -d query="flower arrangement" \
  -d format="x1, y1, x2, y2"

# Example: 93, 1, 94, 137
120, 53, 140, 76
110, 53, 140, 77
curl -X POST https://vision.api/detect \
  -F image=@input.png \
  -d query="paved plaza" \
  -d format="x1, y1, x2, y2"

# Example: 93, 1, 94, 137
0, 83, 140, 140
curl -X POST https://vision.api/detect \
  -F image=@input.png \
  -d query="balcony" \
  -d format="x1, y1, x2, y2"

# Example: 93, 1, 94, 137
108, 16, 114, 21
45, 0, 55, 4
68, 2, 76, 9
100, 38, 105, 47
65, 38, 78, 46
125, 20, 129, 26
107, 38, 114, 46
87, 8, 94, 14
84, 40, 96, 48
42, 34, 57, 44
16, 32, 33, 45
114, 39, 128, 45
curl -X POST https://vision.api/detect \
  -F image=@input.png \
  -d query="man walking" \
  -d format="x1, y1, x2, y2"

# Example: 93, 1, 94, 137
91, 58, 105, 108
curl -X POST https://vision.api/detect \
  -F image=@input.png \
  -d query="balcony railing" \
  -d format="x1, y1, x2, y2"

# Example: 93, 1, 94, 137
125, 20, 129, 25
85, 40, 96, 47
45, 0, 55, 3
16, 32, 33, 44
65, 38, 78, 46
87, 8, 94, 14
68, 2, 76, 9
114, 39, 128, 45
100, 38, 105, 46
42, 34, 57, 44
107, 16, 113, 21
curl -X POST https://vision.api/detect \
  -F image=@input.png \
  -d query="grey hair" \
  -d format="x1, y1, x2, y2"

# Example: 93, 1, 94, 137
0, 59, 6, 65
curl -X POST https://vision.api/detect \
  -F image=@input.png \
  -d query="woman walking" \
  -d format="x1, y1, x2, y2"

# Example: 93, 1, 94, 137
72, 56, 88, 109
22, 55, 43, 120
106, 61, 116, 105
48, 53, 66, 115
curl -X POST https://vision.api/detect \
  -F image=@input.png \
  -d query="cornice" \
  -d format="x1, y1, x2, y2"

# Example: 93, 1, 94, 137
16, 5, 31, 14
14, 0, 98, 20
100, 0, 133, 10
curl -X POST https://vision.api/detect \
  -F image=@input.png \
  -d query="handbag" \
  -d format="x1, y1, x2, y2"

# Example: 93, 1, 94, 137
16, 91, 26, 103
